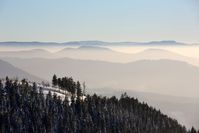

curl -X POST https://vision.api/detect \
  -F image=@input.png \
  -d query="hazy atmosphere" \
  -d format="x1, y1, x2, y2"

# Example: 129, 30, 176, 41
0, 0, 199, 132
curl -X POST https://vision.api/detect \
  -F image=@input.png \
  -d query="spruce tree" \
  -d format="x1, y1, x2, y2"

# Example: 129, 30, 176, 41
52, 74, 58, 87
76, 81, 82, 98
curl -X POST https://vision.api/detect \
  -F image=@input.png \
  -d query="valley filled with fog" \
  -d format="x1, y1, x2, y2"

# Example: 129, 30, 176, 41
0, 41, 199, 129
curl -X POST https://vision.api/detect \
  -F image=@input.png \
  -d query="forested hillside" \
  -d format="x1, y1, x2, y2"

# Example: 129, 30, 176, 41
0, 76, 198, 133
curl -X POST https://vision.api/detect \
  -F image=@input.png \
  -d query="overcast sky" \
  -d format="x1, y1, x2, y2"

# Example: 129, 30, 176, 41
0, 0, 198, 43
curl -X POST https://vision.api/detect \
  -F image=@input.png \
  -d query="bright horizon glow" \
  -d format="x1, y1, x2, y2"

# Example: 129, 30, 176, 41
0, 0, 199, 43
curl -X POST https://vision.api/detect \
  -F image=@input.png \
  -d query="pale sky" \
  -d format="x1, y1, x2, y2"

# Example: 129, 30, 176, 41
0, 0, 199, 43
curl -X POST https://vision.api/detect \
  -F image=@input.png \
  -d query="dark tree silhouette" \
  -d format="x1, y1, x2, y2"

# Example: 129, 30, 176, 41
0, 76, 197, 133
76, 81, 82, 98
52, 74, 58, 87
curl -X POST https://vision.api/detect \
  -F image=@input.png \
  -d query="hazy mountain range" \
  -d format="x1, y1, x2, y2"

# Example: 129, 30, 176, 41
0, 44, 199, 129
0, 49, 52, 58
56, 47, 199, 66
1, 47, 199, 97
3, 57, 199, 98
1, 45, 199, 66
0, 40, 197, 47
0, 59, 42, 82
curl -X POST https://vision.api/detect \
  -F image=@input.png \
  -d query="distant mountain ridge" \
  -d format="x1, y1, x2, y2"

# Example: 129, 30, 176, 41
56, 47, 199, 67
1, 47, 199, 67
147, 40, 184, 45
59, 46, 112, 52
0, 40, 197, 46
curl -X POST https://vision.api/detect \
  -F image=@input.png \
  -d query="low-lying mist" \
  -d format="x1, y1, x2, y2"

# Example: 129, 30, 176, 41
0, 42, 199, 129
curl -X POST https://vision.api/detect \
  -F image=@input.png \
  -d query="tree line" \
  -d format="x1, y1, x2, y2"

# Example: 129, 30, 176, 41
0, 76, 198, 133
52, 74, 84, 98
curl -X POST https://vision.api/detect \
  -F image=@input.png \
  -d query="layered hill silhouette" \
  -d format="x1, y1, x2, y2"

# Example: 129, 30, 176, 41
56, 47, 199, 66
0, 59, 42, 82
0, 49, 52, 58
1, 46, 199, 67
4, 57, 199, 98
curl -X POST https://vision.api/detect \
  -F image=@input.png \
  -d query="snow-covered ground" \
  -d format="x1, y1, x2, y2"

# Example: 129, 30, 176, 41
1, 79, 86, 102
31, 82, 70, 100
